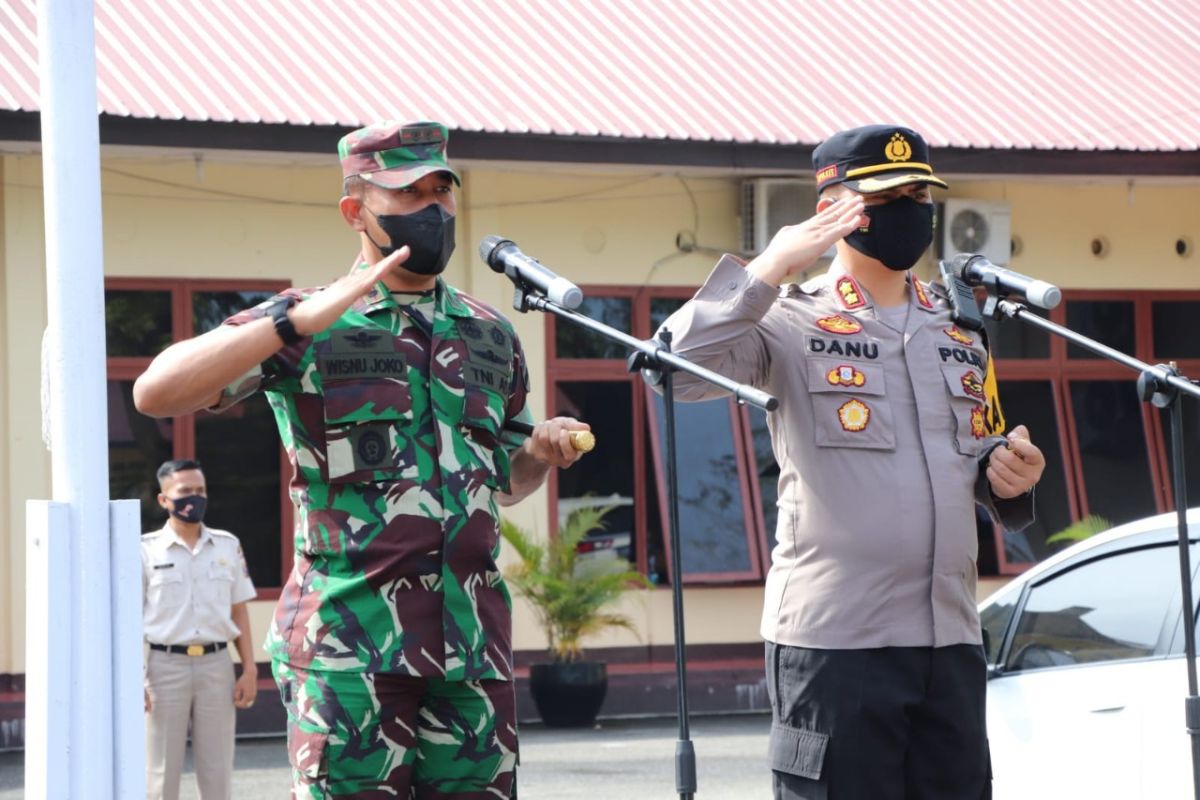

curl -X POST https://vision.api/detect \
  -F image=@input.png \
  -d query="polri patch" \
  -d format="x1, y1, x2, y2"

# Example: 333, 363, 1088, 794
838, 399, 871, 432
937, 345, 985, 370
970, 406, 987, 438
961, 370, 985, 400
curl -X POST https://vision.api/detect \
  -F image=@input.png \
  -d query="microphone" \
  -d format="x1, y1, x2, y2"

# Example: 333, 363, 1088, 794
946, 253, 1062, 310
479, 236, 584, 309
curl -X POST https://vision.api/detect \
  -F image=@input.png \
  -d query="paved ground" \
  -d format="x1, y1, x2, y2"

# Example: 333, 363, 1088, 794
0, 713, 773, 798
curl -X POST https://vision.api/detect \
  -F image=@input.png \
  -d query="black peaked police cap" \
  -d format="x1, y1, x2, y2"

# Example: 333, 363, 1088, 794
813, 124, 949, 194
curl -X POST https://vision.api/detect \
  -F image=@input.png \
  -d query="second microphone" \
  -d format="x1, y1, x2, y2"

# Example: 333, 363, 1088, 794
480, 235, 584, 309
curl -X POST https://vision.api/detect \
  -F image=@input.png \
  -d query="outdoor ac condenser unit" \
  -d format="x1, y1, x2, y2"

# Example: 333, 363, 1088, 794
939, 198, 1013, 265
740, 178, 832, 257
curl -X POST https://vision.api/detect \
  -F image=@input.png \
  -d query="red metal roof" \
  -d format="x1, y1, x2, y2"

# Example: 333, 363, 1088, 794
2, 0, 1197, 152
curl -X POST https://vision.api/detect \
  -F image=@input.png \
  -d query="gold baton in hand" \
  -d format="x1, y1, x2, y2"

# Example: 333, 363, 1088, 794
504, 421, 595, 453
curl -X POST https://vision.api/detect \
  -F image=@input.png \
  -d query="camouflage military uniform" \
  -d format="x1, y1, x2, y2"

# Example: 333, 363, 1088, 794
217, 271, 530, 797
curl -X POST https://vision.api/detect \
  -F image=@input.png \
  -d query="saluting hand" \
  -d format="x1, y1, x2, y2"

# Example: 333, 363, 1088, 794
987, 424, 1046, 499
289, 246, 413, 337
748, 195, 866, 286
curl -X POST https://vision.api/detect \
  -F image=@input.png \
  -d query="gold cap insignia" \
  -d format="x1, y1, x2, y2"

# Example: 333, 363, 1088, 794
885, 132, 912, 162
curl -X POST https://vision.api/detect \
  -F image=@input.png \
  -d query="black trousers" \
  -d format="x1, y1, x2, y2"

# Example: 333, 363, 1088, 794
765, 643, 991, 800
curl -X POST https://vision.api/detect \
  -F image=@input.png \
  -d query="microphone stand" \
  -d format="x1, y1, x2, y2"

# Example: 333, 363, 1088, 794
985, 294, 1200, 800
508, 282, 778, 800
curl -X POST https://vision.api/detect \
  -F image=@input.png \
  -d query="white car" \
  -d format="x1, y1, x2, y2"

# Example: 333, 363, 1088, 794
981, 509, 1200, 800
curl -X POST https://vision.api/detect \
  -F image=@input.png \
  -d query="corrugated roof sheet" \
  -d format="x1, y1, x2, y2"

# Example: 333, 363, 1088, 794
2, 0, 1198, 151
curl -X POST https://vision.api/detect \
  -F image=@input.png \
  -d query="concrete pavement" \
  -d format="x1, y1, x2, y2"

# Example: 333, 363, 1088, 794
0, 712, 773, 798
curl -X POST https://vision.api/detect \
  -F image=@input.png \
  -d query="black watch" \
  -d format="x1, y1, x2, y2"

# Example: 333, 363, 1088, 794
265, 296, 302, 346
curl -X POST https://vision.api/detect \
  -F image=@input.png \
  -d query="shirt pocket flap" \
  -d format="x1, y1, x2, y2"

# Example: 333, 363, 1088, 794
321, 377, 413, 427
207, 560, 236, 582
807, 357, 886, 397
768, 722, 828, 780
148, 568, 183, 586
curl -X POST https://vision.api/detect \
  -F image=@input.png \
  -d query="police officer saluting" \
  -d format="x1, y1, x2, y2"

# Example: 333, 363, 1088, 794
660, 125, 1046, 799
142, 459, 257, 800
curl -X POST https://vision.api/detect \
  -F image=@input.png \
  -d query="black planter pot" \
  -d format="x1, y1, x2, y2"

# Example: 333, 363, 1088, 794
528, 661, 608, 727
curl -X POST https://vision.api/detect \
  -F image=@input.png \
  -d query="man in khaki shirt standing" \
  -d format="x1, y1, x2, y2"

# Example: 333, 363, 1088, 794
142, 459, 257, 800
661, 125, 1046, 799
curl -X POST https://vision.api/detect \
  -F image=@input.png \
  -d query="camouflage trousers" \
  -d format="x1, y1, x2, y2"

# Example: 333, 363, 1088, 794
273, 660, 518, 799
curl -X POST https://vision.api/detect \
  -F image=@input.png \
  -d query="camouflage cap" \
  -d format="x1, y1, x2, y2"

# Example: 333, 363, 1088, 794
338, 120, 461, 189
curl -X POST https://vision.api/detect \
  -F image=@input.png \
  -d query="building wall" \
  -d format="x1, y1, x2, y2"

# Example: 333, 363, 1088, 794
1, 149, 1198, 674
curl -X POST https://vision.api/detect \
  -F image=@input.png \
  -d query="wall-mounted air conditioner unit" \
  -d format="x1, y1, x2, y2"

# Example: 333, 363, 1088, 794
740, 178, 832, 257
939, 198, 1012, 265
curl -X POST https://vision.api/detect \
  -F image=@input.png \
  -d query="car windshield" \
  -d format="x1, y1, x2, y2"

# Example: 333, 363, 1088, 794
1005, 543, 1180, 671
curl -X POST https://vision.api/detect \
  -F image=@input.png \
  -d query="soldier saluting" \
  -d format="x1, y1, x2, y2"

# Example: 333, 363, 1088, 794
135, 121, 587, 798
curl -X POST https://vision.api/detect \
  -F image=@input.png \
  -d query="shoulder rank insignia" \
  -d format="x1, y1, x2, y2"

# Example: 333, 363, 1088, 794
911, 275, 933, 309
837, 398, 871, 432
827, 364, 866, 388
970, 406, 988, 438
835, 276, 866, 309
816, 315, 863, 335
961, 370, 985, 401
944, 326, 974, 346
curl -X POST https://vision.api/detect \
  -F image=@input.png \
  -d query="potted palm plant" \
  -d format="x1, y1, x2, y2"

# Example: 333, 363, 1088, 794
500, 504, 651, 727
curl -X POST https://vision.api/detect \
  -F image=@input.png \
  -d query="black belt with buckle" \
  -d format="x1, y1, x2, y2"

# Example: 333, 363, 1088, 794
149, 642, 228, 657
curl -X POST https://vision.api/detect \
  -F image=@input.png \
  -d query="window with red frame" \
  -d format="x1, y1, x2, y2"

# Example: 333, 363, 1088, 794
105, 279, 292, 595
546, 288, 771, 585
979, 291, 1200, 574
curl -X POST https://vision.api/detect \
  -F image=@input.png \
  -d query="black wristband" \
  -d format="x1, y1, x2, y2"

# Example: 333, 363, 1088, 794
266, 296, 302, 346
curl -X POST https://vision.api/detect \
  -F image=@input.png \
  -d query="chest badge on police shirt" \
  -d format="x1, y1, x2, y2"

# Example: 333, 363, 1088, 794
827, 365, 866, 388
970, 406, 988, 438
944, 326, 975, 346
837, 399, 871, 432
816, 315, 863, 335
961, 370, 985, 401
835, 276, 867, 309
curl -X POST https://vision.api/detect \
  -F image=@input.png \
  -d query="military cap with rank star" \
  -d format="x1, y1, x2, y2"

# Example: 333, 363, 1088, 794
339, 120, 461, 189
813, 124, 949, 194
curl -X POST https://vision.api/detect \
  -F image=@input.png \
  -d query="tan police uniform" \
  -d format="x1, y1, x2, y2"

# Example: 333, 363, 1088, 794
660, 256, 1032, 650
142, 524, 256, 800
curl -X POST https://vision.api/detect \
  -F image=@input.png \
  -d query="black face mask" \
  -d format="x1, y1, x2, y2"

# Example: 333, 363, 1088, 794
363, 203, 456, 275
168, 494, 207, 524
845, 196, 935, 271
